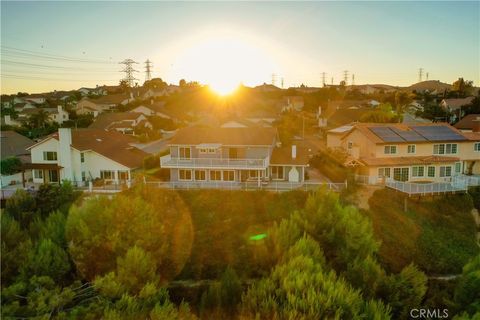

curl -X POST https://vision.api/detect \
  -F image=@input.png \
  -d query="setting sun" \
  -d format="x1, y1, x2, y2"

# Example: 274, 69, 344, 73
172, 34, 275, 94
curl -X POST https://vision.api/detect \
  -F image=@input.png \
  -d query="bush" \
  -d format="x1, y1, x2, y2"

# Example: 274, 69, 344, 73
1, 157, 22, 175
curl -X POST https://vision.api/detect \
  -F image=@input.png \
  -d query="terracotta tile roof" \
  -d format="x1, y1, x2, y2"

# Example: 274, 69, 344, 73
85, 94, 130, 105
462, 132, 480, 141
50, 129, 147, 168
169, 126, 277, 146
454, 114, 480, 130
360, 155, 460, 166
270, 146, 309, 166
89, 112, 143, 130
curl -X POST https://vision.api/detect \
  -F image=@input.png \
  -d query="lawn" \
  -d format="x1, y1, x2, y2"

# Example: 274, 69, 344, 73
366, 188, 479, 274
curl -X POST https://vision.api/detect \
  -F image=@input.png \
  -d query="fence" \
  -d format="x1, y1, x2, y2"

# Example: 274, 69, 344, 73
385, 180, 467, 195
144, 180, 347, 193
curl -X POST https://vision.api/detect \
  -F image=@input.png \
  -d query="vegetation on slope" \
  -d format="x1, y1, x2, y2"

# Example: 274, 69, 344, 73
367, 189, 478, 274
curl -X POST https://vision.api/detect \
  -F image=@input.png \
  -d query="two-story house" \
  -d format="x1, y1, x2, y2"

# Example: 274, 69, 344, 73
160, 126, 309, 187
26, 128, 148, 185
327, 123, 480, 183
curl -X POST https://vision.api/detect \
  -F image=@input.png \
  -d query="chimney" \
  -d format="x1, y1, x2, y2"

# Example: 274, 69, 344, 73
472, 119, 480, 133
58, 128, 73, 181
291, 145, 297, 159
57, 105, 63, 113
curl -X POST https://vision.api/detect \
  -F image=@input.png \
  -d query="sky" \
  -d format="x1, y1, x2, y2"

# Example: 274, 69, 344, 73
1, 1, 479, 94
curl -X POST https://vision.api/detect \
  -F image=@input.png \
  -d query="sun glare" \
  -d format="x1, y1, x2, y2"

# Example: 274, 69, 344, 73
172, 34, 275, 95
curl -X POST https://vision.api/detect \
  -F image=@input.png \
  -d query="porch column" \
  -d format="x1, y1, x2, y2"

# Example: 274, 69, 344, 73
258, 170, 261, 187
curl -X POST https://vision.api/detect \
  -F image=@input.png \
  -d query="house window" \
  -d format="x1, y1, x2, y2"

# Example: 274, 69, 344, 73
179, 147, 191, 159
248, 170, 259, 179
378, 167, 391, 178
412, 166, 424, 177
393, 168, 409, 182
223, 170, 235, 181
439, 166, 452, 177
427, 166, 435, 177
208, 148, 216, 154
179, 169, 192, 181
455, 162, 462, 174
43, 151, 58, 161
433, 143, 458, 155
475, 142, 480, 152
194, 170, 206, 181
210, 170, 221, 181
81, 171, 86, 182
34, 169, 43, 179
199, 148, 208, 154
100, 170, 115, 180
407, 145, 416, 154
80, 153, 85, 163
271, 166, 285, 180
118, 171, 129, 180
384, 145, 397, 154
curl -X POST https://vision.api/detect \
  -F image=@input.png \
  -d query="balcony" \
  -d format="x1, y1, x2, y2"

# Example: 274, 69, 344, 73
160, 154, 269, 170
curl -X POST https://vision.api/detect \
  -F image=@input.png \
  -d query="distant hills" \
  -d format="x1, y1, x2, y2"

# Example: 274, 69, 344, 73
406, 80, 452, 92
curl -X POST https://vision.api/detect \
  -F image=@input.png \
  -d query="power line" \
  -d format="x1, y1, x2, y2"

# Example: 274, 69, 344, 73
1, 59, 118, 71
0, 74, 118, 82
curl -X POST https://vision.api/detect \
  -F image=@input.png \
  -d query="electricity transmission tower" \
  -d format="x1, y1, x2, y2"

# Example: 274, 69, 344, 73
119, 59, 139, 87
343, 70, 349, 85
321, 72, 326, 87
271, 73, 277, 86
418, 68, 424, 82
351, 74, 355, 86
281, 77, 284, 88
144, 59, 153, 82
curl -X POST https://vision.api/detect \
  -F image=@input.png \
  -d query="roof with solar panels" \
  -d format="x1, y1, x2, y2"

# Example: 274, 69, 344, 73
340, 122, 470, 144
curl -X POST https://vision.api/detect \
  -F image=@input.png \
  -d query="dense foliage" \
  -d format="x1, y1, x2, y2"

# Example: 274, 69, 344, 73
0, 156, 22, 175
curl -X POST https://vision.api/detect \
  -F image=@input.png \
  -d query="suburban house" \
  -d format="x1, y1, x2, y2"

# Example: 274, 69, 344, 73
454, 114, 480, 132
280, 96, 304, 112
440, 97, 475, 120
26, 128, 148, 185
1, 131, 34, 186
4, 105, 69, 126
130, 101, 167, 117
160, 126, 309, 187
89, 112, 152, 135
327, 122, 480, 183
76, 94, 133, 117
24, 94, 46, 105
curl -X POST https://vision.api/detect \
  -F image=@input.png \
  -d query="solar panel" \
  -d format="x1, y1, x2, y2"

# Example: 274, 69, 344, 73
390, 127, 427, 142
369, 127, 405, 142
411, 126, 466, 141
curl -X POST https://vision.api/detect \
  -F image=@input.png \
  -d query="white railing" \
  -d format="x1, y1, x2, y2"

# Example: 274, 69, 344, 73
144, 180, 347, 192
453, 175, 480, 187
385, 178, 467, 195
160, 154, 269, 169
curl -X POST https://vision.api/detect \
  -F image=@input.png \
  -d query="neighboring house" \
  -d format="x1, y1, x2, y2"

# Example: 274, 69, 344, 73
130, 101, 167, 117
24, 94, 46, 105
160, 126, 309, 187
253, 83, 281, 92
281, 96, 304, 112
1, 96, 14, 108
323, 107, 370, 129
78, 87, 94, 96
1, 131, 34, 186
407, 101, 424, 113
327, 122, 480, 182
48, 106, 70, 124
220, 118, 258, 128
76, 94, 132, 116
140, 85, 181, 99
89, 112, 152, 135
3, 115, 23, 127
369, 100, 380, 107
13, 106, 69, 125
13, 102, 36, 112
454, 114, 480, 132
440, 97, 475, 120
26, 128, 148, 185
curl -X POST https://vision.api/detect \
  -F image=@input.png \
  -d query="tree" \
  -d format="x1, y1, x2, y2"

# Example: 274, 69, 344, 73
452, 78, 474, 97
5, 189, 37, 227
179, 79, 187, 87
454, 255, 480, 316
360, 103, 401, 123
28, 109, 50, 128
0, 156, 22, 175
66, 187, 193, 280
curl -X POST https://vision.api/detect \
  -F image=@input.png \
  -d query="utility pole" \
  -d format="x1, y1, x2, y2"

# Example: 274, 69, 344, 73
343, 70, 349, 85
331, 77, 334, 85
144, 59, 153, 82
418, 68, 424, 82
271, 73, 277, 86
321, 72, 326, 87
351, 74, 355, 86
281, 77, 284, 89
426, 72, 429, 81
119, 59, 139, 87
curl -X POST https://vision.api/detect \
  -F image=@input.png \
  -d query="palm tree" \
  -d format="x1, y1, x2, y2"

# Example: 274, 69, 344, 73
28, 109, 50, 128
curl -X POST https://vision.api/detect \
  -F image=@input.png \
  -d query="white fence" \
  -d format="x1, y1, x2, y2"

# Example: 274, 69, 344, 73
160, 155, 269, 170
144, 180, 346, 192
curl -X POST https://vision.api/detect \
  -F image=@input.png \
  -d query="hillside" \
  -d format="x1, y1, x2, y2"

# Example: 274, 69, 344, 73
366, 188, 478, 274
407, 80, 452, 92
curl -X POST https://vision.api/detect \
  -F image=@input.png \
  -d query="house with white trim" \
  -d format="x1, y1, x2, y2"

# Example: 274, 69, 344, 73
26, 128, 148, 185
160, 126, 309, 187
327, 122, 480, 183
